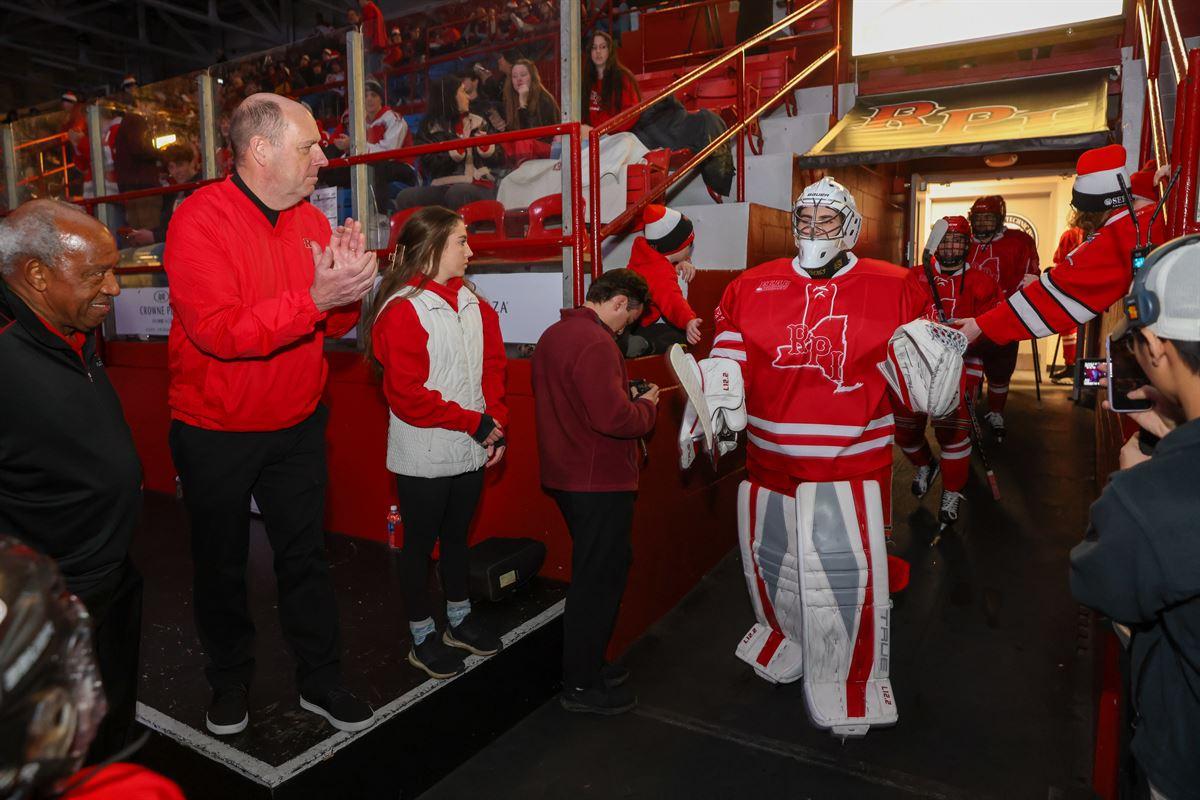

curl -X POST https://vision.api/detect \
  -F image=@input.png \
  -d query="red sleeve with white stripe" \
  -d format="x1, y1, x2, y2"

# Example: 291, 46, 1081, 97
709, 281, 747, 373
976, 209, 1152, 344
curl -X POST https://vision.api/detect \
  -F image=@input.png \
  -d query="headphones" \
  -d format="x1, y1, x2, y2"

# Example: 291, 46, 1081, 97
1122, 233, 1200, 336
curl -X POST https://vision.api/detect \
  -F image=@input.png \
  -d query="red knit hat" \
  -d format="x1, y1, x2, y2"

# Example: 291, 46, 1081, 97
1072, 144, 1130, 212
643, 204, 694, 255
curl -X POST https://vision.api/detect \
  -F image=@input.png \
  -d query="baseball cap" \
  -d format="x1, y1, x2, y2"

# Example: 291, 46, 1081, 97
1114, 234, 1200, 342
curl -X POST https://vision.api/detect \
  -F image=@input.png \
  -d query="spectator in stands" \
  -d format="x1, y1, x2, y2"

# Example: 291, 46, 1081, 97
532, 268, 657, 715
357, 0, 388, 74
313, 12, 334, 36
165, 94, 376, 737
581, 31, 641, 136
622, 204, 702, 356
496, 59, 560, 164
325, 80, 415, 210
124, 143, 200, 247
1070, 235, 1200, 800
459, 71, 494, 120
365, 206, 508, 680
59, 92, 90, 196
112, 93, 162, 229
0, 200, 142, 762
393, 76, 506, 212
121, 74, 138, 92
479, 49, 521, 105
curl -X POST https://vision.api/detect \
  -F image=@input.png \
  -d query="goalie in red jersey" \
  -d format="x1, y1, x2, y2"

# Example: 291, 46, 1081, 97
896, 216, 1002, 526
670, 178, 965, 738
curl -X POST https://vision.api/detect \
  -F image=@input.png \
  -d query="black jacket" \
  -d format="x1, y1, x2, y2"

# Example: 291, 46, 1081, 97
0, 283, 142, 595
1071, 418, 1200, 800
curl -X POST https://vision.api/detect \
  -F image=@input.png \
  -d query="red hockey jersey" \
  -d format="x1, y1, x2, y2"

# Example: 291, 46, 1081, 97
710, 254, 930, 493
977, 205, 1165, 345
968, 227, 1039, 298
907, 259, 1002, 324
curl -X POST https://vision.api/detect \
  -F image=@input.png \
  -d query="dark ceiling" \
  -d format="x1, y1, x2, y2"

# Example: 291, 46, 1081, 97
0, 0, 433, 112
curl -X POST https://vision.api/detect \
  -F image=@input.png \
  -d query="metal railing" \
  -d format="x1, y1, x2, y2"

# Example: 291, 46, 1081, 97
586, 0, 838, 274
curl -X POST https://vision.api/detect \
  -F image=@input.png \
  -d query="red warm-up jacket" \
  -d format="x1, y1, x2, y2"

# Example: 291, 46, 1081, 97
626, 236, 697, 329
371, 277, 508, 435
586, 72, 640, 132
164, 177, 359, 431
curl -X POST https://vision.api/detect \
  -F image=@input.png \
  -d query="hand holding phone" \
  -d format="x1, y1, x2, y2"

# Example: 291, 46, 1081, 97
1106, 336, 1153, 413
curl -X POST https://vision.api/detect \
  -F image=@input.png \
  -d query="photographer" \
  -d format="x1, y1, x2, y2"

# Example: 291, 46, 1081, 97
1070, 234, 1200, 800
531, 269, 658, 715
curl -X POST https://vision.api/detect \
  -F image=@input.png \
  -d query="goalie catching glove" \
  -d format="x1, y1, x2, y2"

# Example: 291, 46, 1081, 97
668, 344, 747, 469
877, 319, 967, 419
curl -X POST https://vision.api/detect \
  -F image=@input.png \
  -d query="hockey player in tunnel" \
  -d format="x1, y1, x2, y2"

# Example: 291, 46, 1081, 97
671, 177, 942, 737
896, 216, 1002, 526
966, 195, 1039, 442
958, 145, 1167, 354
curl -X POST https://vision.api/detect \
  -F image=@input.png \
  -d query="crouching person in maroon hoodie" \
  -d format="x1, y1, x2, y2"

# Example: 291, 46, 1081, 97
531, 269, 659, 715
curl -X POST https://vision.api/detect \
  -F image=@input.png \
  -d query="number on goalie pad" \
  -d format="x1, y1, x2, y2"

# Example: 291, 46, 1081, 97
797, 480, 897, 736
734, 481, 804, 683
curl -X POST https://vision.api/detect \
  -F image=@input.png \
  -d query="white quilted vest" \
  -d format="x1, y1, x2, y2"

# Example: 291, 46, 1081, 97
382, 284, 488, 478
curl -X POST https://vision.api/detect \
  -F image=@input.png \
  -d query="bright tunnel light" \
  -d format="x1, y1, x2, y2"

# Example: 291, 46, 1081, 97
153, 134, 178, 149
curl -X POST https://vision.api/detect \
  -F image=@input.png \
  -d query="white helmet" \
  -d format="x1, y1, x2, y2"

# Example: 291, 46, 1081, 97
792, 177, 862, 272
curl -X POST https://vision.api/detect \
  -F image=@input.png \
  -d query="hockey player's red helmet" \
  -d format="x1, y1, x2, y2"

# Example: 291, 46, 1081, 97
969, 195, 1005, 238
936, 215, 970, 268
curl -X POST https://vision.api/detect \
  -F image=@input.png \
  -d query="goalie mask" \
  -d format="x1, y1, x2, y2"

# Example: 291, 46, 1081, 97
969, 195, 1005, 240
792, 178, 861, 277
877, 319, 967, 419
935, 216, 971, 272
0, 537, 106, 798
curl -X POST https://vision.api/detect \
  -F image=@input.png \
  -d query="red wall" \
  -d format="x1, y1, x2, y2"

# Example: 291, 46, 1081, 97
104, 270, 744, 653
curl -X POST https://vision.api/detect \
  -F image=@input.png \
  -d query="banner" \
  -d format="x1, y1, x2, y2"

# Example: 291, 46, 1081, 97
800, 72, 1110, 167
113, 286, 173, 338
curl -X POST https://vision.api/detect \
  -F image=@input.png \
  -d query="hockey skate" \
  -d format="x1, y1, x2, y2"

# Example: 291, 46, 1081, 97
939, 490, 964, 526
910, 458, 940, 498
984, 411, 1006, 442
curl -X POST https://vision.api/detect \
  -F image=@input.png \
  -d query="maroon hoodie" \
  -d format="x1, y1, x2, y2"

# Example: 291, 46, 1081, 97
532, 307, 656, 492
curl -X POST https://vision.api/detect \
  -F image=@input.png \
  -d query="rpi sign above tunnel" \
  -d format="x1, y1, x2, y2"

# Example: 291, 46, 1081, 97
800, 71, 1111, 167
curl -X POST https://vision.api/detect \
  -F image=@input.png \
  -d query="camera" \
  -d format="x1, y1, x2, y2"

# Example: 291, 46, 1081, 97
629, 378, 651, 398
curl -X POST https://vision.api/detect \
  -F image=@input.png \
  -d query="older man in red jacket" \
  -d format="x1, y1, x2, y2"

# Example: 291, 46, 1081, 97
164, 94, 377, 737
532, 269, 658, 716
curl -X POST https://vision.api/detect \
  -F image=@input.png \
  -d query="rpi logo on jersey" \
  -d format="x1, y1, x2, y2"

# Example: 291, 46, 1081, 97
928, 273, 958, 320
772, 282, 862, 392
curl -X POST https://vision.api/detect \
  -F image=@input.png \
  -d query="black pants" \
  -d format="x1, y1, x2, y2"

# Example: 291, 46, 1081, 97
551, 490, 636, 689
78, 561, 143, 764
169, 406, 341, 696
622, 321, 687, 358
394, 469, 484, 623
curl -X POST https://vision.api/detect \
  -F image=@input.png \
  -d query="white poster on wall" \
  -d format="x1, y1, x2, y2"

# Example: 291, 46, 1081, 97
469, 272, 563, 344
113, 286, 173, 337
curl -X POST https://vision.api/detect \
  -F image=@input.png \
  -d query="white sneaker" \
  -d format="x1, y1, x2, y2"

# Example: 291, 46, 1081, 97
939, 490, 964, 525
984, 411, 1006, 441
911, 459, 940, 498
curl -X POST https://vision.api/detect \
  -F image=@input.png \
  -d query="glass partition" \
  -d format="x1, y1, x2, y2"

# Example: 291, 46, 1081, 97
11, 109, 75, 204
92, 72, 204, 247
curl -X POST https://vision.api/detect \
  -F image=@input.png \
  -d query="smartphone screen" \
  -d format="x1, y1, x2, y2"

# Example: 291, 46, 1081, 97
1106, 336, 1154, 412
1080, 359, 1105, 388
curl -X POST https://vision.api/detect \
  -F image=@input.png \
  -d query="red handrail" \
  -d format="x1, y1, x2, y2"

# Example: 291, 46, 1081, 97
330, 120, 589, 303
587, 0, 836, 273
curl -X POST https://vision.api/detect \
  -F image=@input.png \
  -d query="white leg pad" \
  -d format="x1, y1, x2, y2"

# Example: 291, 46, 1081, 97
734, 481, 804, 684
796, 480, 898, 737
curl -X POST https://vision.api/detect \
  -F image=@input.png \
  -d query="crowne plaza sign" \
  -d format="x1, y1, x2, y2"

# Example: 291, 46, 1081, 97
800, 71, 1110, 167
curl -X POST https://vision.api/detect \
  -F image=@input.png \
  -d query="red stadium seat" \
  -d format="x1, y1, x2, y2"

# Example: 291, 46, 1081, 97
459, 200, 506, 241
527, 194, 562, 240
387, 207, 418, 251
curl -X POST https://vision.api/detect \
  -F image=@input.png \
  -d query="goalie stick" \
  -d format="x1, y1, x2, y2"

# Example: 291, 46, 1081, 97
921, 219, 1002, 505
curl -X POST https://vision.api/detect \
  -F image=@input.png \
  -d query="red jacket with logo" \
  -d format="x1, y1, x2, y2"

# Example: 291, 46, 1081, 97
710, 255, 930, 493
164, 177, 359, 431
967, 227, 1039, 298
977, 205, 1165, 345
626, 236, 698, 329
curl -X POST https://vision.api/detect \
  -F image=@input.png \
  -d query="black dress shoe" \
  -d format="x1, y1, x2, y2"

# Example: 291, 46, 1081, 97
601, 661, 630, 688
206, 684, 249, 736
560, 683, 637, 715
